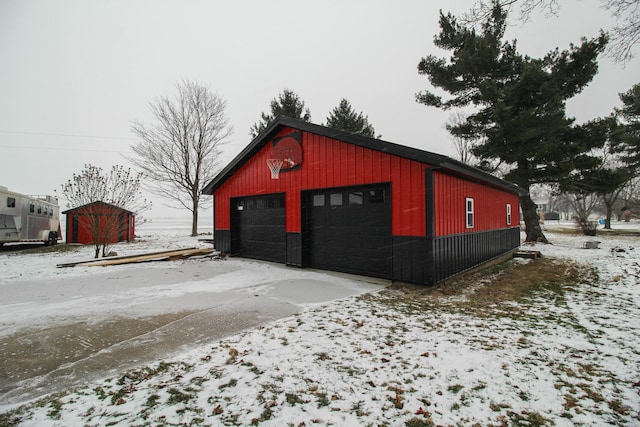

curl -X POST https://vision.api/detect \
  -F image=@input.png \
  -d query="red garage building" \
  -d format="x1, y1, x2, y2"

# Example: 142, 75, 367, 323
63, 201, 135, 245
203, 117, 524, 285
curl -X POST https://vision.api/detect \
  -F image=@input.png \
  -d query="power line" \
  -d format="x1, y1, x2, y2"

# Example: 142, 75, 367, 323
0, 130, 137, 141
0, 144, 130, 153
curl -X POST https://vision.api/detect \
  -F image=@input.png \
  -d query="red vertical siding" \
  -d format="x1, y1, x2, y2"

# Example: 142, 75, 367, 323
215, 128, 427, 236
433, 171, 520, 236
65, 205, 135, 244
214, 128, 520, 238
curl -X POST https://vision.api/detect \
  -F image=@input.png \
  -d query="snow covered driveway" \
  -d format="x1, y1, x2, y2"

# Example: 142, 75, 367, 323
0, 235, 385, 409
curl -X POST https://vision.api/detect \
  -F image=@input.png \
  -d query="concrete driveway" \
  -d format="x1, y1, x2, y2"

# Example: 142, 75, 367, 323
0, 258, 386, 407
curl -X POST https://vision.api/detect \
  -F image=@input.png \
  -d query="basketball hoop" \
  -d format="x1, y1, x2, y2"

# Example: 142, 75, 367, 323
266, 159, 284, 179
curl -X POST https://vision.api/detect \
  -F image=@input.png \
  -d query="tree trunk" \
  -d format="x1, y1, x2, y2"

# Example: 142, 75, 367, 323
519, 193, 549, 243
604, 204, 613, 229
191, 205, 198, 237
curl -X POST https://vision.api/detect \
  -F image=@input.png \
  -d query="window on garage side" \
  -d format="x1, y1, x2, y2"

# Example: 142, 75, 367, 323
348, 192, 363, 205
506, 203, 512, 225
6, 197, 16, 208
465, 197, 474, 229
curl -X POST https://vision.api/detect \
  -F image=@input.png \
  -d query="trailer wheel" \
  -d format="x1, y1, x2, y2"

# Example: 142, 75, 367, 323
46, 231, 57, 246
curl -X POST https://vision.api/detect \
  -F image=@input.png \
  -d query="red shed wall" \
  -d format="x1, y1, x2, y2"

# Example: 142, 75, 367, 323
433, 171, 520, 236
65, 208, 134, 244
214, 128, 428, 236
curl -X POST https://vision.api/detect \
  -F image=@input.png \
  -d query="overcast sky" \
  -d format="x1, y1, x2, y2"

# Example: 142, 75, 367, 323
1, 0, 638, 219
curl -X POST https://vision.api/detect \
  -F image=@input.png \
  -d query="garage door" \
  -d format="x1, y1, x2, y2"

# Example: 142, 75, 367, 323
305, 185, 392, 278
230, 194, 286, 263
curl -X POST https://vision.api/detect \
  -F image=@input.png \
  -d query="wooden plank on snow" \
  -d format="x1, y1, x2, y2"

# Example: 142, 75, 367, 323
57, 247, 201, 268
82, 248, 216, 266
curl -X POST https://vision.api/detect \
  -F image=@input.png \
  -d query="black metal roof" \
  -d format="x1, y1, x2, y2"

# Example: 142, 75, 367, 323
202, 116, 526, 196
62, 200, 135, 215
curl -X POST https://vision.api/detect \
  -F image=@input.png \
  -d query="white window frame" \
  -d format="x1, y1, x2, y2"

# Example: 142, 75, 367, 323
506, 203, 512, 225
465, 197, 474, 229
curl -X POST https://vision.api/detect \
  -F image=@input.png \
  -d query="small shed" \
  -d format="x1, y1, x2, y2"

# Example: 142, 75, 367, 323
63, 201, 135, 244
203, 117, 526, 285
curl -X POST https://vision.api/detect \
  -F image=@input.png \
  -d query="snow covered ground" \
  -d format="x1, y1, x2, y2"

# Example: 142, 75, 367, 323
1, 219, 639, 426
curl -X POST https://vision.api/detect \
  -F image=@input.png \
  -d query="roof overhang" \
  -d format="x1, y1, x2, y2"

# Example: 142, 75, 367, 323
202, 116, 527, 197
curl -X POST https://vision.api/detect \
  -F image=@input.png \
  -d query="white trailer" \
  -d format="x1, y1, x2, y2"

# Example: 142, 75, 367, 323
0, 186, 61, 246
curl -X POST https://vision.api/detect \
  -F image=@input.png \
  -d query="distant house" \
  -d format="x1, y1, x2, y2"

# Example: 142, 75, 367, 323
63, 201, 135, 244
203, 117, 525, 285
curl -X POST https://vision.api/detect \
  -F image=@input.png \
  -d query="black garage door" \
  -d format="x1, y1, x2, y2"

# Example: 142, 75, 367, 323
230, 194, 286, 263
304, 184, 392, 278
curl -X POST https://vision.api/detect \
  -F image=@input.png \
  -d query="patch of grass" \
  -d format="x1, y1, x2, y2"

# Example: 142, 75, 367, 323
241, 360, 262, 376
110, 386, 132, 405
405, 416, 435, 427
166, 387, 195, 405
46, 398, 63, 419
518, 390, 530, 402
218, 378, 238, 390
471, 382, 487, 392
447, 384, 464, 394
253, 407, 273, 424
506, 410, 552, 426
117, 361, 175, 386
577, 383, 604, 402
315, 352, 331, 361
93, 386, 108, 400
0, 409, 26, 426
144, 394, 160, 408
374, 257, 597, 318
285, 392, 303, 406
563, 393, 579, 411
352, 400, 369, 417
316, 392, 330, 407
489, 401, 511, 412
608, 398, 630, 415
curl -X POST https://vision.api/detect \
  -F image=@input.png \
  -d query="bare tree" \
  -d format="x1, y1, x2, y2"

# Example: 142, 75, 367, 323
596, 144, 633, 228
564, 191, 601, 235
59, 164, 151, 258
462, 0, 640, 63
617, 175, 640, 219
604, 0, 640, 62
130, 80, 233, 236
445, 111, 479, 165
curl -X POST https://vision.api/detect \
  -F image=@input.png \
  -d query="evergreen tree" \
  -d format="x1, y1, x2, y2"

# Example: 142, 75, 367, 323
325, 99, 377, 138
613, 83, 640, 169
250, 89, 311, 138
416, 4, 608, 242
